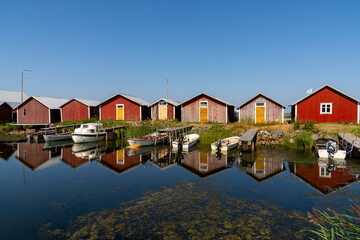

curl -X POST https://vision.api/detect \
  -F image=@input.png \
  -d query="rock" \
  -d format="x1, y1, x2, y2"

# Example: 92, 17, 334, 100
26, 129, 36, 134
262, 131, 270, 136
271, 130, 284, 138
289, 139, 294, 144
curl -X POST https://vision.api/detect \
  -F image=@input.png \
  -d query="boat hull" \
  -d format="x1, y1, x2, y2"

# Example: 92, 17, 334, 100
71, 133, 106, 143
172, 134, 199, 151
43, 134, 72, 142
211, 136, 240, 151
316, 148, 347, 159
127, 137, 166, 147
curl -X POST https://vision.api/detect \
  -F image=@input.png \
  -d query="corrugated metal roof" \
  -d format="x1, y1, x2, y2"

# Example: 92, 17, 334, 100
182, 93, 235, 106
0, 90, 28, 104
238, 93, 286, 109
60, 98, 101, 107
101, 93, 151, 106
291, 84, 360, 106
15, 96, 69, 109
151, 98, 181, 106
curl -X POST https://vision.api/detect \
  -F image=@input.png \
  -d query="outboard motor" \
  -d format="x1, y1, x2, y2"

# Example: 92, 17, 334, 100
178, 135, 184, 152
326, 140, 337, 159
216, 139, 222, 152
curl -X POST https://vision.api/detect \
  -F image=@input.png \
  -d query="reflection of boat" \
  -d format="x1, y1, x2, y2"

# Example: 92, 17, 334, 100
44, 133, 72, 142
313, 138, 347, 159
126, 146, 159, 157
71, 123, 106, 143
43, 139, 74, 149
71, 143, 103, 160
172, 134, 199, 151
127, 132, 168, 147
211, 136, 240, 152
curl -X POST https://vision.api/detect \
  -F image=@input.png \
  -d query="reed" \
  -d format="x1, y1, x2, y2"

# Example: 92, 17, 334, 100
283, 132, 313, 150
307, 202, 360, 240
198, 123, 233, 145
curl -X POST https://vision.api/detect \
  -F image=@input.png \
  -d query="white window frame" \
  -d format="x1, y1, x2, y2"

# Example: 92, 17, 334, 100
116, 104, 124, 120
319, 166, 331, 178
254, 102, 266, 123
199, 100, 208, 122
320, 103, 332, 114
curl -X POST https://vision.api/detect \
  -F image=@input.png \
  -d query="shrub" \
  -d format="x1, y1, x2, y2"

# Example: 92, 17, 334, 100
293, 118, 301, 131
294, 132, 313, 149
304, 120, 316, 132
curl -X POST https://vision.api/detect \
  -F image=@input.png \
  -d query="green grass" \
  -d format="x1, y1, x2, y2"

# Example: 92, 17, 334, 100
198, 123, 234, 145
307, 202, 360, 240
283, 132, 313, 150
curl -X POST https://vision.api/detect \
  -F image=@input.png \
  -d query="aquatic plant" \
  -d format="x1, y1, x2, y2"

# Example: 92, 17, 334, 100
40, 182, 309, 240
198, 123, 233, 145
283, 132, 313, 150
307, 202, 360, 240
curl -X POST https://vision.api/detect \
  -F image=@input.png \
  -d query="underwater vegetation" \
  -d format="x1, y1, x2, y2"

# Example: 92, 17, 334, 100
40, 182, 310, 240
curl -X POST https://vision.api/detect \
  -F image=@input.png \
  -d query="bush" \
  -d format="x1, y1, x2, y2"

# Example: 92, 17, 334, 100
293, 118, 301, 131
304, 120, 316, 132
295, 132, 313, 149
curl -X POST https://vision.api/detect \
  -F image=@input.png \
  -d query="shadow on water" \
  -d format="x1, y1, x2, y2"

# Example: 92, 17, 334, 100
0, 141, 359, 239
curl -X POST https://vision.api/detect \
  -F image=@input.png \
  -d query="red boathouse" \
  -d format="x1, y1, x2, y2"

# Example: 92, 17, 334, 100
16, 96, 69, 125
291, 85, 360, 123
150, 98, 181, 121
99, 93, 151, 121
60, 98, 100, 122
181, 93, 235, 123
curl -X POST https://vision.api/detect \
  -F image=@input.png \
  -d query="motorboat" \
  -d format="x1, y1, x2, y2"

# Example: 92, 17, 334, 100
211, 136, 240, 152
127, 132, 168, 148
313, 138, 347, 159
71, 142, 103, 160
44, 133, 72, 142
172, 134, 199, 151
71, 123, 106, 143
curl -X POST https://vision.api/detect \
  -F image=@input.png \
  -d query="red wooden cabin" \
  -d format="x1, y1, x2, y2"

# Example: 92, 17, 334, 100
0, 102, 13, 123
60, 98, 100, 122
238, 94, 285, 123
16, 96, 68, 125
0, 90, 28, 122
181, 93, 235, 123
151, 98, 181, 121
99, 93, 151, 121
291, 85, 360, 123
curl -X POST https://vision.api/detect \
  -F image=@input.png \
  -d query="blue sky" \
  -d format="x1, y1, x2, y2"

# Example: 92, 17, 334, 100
1, 0, 359, 109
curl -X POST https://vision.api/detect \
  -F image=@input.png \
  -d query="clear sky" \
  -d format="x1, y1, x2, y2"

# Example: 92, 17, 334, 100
1, 0, 359, 109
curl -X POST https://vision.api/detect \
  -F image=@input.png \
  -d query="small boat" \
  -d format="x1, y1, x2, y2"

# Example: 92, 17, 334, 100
313, 138, 347, 159
71, 123, 106, 143
211, 136, 240, 152
43, 133, 72, 142
127, 132, 168, 148
72, 142, 102, 160
172, 134, 199, 151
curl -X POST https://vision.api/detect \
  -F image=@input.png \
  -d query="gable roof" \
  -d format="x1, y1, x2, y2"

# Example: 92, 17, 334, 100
291, 85, 360, 106
182, 93, 235, 106
237, 93, 286, 109
0, 90, 28, 103
60, 98, 101, 108
151, 98, 181, 106
15, 96, 69, 109
100, 93, 150, 106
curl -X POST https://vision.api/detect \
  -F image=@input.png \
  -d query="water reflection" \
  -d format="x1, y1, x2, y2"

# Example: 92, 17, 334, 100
0, 142, 16, 160
289, 159, 360, 194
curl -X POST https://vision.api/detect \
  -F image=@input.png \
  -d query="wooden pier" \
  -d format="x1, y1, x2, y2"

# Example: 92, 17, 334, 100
338, 132, 360, 158
239, 129, 258, 152
159, 125, 193, 144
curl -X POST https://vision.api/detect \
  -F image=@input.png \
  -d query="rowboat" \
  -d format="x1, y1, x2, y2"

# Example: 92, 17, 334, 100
127, 132, 168, 148
211, 136, 240, 152
43, 133, 72, 142
313, 138, 347, 159
172, 134, 199, 151
71, 123, 106, 143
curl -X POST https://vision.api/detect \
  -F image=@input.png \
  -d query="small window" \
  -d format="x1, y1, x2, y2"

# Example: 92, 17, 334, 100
256, 102, 265, 107
199, 101, 208, 107
117, 105, 123, 109
23, 109, 26, 117
320, 103, 332, 114
83, 125, 89, 128
159, 101, 167, 106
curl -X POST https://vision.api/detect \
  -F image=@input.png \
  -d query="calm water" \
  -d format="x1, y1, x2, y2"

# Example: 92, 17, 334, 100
0, 141, 359, 239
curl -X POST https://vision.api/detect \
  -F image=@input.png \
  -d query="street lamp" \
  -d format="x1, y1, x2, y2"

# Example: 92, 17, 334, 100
21, 69, 32, 102
165, 78, 168, 99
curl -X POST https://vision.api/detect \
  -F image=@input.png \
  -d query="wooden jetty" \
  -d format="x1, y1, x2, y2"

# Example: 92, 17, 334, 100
239, 129, 258, 152
159, 125, 193, 144
338, 132, 360, 158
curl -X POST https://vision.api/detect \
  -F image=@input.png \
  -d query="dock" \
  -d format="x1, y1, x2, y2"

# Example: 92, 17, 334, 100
239, 129, 258, 152
338, 132, 360, 158
159, 125, 193, 144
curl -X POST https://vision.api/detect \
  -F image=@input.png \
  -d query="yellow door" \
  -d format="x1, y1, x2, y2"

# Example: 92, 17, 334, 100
256, 107, 265, 123
159, 106, 167, 120
199, 152, 208, 164
117, 105, 124, 120
117, 149, 124, 164
255, 157, 264, 170
200, 107, 208, 123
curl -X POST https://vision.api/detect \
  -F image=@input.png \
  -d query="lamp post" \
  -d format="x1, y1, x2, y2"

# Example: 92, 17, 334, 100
21, 69, 32, 102
165, 78, 168, 99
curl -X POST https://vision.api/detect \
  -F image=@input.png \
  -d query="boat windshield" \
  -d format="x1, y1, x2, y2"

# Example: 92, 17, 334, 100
82, 125, 89, 128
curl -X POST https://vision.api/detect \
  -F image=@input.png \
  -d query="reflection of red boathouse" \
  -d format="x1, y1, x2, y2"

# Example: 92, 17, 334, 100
238, 157, 285, 182
180, 150, 233, 178
0, 143, 16, 160
98, 149, 142, 174
61, 147, 89, 169
289, 161, 359, 194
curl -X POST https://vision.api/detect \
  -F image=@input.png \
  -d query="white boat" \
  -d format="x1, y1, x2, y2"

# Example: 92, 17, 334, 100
127, 132, 168, 147
43, 133, 72, 142
211, 136, 240, 152
72, 142, 102, 160
313, 138, 347, 159
71, 123, 106, 143
172, 134, 199, 151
